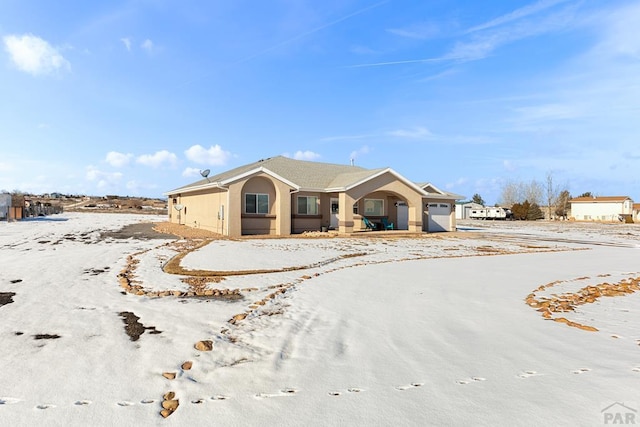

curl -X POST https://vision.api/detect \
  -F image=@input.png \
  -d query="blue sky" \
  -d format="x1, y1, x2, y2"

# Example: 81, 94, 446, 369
1, 0, 639, 204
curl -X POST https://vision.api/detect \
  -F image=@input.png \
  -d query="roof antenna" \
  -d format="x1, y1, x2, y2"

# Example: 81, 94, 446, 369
200, 169, 210, 182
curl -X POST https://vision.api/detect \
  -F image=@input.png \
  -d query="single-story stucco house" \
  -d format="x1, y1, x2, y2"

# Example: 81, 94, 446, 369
164, 156, 464, 237
569, 196, 633, 222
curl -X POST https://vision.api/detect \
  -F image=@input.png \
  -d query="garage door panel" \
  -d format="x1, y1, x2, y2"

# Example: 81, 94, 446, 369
428, 203, 450, 232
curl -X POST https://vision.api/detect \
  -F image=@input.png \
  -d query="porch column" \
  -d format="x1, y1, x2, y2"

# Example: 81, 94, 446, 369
274, 185, 291, 236
407, 195, 423, 233
226, 183, 243, 238
338, 192, 355, 234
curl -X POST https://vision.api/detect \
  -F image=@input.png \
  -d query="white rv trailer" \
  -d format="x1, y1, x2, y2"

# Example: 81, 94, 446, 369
469, 207, 512, 220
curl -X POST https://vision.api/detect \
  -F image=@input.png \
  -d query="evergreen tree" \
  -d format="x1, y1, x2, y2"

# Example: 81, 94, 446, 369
527, 203, 544, 220
471, 193, 485, 206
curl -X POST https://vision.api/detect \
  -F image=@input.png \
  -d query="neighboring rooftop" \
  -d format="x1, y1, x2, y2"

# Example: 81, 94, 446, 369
570, 196, 632, 203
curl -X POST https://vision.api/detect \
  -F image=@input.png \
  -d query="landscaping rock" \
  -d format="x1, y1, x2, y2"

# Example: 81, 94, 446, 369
162, 399, 179, 411
162, 372, 176, 380
195, 340, 213, 351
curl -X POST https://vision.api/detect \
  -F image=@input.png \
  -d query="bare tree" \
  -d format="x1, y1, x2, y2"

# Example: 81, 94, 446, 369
523, 179, 544, 206
555, 190, 571, 219
545, 171, 559, 220
499, 180, 522, 207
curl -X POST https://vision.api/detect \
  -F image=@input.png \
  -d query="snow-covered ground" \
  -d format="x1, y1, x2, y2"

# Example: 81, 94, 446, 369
1, 213, 639, 426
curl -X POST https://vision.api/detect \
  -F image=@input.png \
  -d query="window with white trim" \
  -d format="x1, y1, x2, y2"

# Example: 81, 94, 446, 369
297, 196, 318, 215
245, 193, 269, 214
364, 199, 384, 216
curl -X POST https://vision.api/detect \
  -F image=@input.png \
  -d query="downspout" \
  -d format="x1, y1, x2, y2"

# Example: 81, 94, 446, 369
220, 185, 229, 236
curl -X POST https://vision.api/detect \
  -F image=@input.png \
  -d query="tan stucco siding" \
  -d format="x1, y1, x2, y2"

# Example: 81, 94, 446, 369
168, 188, 227, 234
352, 192, 402, 231
347, 173, 424, 233
241, 177, 277, 214
227, 173, 295, 236
291, 191, 323, 233
241, 216, 277, 235
237, 176, 276, 235
292, 216, 322, 233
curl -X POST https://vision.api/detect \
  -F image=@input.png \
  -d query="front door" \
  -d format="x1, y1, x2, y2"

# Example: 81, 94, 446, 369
330, 198, 339, 229
397, 202, 409, 230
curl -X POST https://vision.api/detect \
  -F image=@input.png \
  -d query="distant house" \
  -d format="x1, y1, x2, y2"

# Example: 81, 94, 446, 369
633, 203, 640, 223
569, 196, 633, 222
164, 156, 464, 237
0, 193, 24, 221
0, 193, 10, 221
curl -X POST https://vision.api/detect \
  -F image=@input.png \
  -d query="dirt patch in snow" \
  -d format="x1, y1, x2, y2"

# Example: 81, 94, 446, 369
118, 311, 162, 341
101, 222, 176, 240
0, 292, 16, 307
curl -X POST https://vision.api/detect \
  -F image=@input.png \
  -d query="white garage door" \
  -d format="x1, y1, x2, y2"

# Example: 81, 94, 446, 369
428, 203, 450, 232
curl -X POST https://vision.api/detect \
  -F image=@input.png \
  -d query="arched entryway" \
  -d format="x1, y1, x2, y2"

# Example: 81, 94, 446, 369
351, 191, 414, 231
240, 176, 277, 235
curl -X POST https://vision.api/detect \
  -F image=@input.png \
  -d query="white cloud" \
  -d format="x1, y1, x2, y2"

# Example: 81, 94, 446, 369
136, 150, 178, 168
350, 45, 381, 55
387, 22, 440, 40
446, 177, 468, 189
593, 2, 640, 59
349, 146, 370, 160
0, 161, 13, 172
351, 1, 577, 68
387, 127, 433, 139
503, 160, 517, 172
120, 37, 132, 51
512, 103, 583, 124
182, 167, 201, 178
445, 3, 578, 63
125, 180, 157, 194
184, 144, 231, 165
293, 150, 320, 161
85, 166, 123, 189
466, 0, 570, 33
105, 151, 133, 168
3, 34, 70, 76
141, 39, 154, 53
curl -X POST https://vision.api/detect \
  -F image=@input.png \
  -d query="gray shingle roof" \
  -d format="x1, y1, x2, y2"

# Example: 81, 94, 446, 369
166, 156, 384, 193
166, 155, 463, 200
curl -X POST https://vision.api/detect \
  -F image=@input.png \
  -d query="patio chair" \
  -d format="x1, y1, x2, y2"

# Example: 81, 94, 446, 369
381, 217, 394, 230
362, 216, 377, 231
